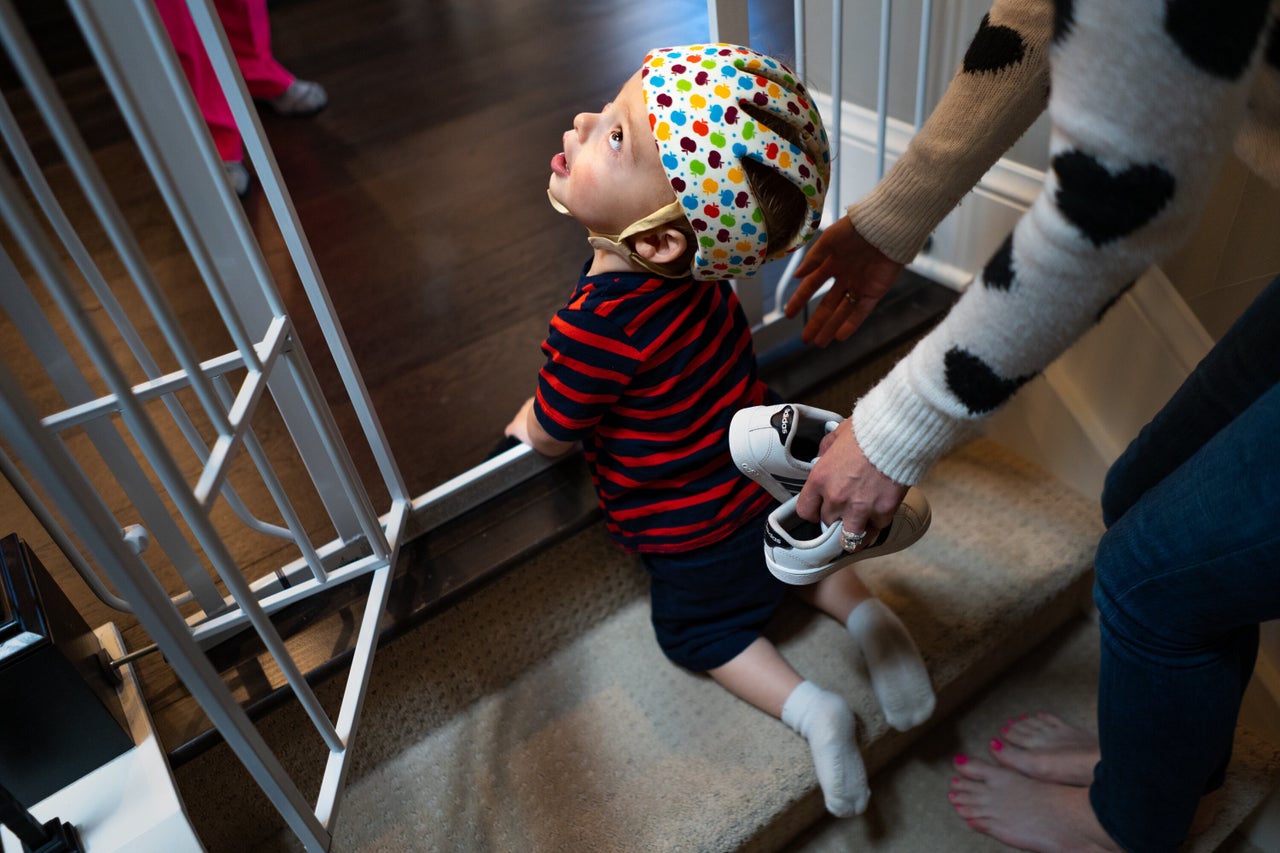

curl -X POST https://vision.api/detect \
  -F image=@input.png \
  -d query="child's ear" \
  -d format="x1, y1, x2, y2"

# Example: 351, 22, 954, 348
632, 225, 688, 266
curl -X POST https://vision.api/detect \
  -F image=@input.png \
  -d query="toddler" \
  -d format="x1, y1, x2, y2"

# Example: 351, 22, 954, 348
506, 44, 935, 816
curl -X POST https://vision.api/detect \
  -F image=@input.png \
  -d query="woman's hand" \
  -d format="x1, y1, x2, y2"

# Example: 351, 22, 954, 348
787, 217, 903, 348
796, 418, 907, 540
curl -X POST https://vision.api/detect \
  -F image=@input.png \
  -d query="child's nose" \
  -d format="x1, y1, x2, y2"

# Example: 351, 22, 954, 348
573, 111, 595, 137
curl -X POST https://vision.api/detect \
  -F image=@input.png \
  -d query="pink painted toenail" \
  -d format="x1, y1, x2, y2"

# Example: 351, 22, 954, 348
954, 754, 968, 765
949, 791, 957, 799
990, 738, 1003, 751
1001, 723, 1010, 734
951, 778, 960, 785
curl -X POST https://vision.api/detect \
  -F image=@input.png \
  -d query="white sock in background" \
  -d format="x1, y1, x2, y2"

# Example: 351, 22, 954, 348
846, 598, 936, 731
781, 680, 869, 817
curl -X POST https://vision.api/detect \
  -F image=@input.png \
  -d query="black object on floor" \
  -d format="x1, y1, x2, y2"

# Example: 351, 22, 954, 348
0, 536, 132, 805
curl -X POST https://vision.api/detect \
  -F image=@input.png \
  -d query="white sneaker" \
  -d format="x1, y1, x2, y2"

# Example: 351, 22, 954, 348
763, 488, 932, 585
730, 403, 843, 501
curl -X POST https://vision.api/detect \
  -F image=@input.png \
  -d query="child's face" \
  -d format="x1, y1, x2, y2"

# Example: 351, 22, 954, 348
548, 70, 676, 237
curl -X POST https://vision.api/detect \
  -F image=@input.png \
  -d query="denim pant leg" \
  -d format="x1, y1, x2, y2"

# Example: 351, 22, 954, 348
1090, 381, 1280, 853
1101, 276, 1280, 527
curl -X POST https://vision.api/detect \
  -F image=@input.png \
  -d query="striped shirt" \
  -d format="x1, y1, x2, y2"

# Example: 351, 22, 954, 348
534, 267, 774, 553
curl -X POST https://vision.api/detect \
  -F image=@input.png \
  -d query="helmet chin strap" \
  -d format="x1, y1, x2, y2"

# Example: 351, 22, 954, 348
547, 190, 687, 277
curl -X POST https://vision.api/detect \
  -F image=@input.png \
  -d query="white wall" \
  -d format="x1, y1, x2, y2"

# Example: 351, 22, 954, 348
1161, 156, 1280, 338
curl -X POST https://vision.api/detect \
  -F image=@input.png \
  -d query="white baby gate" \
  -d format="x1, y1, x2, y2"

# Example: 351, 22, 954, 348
712, 0, 939, 353
0, 0, 942, 849
0, 0, 406, 848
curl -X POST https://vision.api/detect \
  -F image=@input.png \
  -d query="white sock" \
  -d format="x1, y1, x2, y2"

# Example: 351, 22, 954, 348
846, 598, 936, 731
781, 680, 869, 817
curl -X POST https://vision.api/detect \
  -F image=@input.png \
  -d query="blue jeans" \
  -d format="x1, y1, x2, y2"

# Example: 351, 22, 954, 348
1090, 276, 1280, 852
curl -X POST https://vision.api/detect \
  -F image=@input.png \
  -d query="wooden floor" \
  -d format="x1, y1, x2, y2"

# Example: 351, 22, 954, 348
0, 0, 802, 757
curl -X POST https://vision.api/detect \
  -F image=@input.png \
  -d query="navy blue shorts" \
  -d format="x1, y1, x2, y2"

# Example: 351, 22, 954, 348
641, 511, 790, 672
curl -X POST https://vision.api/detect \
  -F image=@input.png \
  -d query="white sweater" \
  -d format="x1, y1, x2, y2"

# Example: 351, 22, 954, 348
848, 0, 1280, 486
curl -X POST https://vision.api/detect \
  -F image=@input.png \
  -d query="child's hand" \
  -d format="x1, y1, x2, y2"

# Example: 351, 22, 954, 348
505, 397, 537, 446
505, 397, 577, 457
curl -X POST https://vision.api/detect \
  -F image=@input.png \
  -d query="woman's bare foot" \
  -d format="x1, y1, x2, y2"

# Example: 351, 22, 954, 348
989, 711, 1100, 786
949, 755, 1123, 852
1190, 788, 1221, 836
978, 712, 1221, 840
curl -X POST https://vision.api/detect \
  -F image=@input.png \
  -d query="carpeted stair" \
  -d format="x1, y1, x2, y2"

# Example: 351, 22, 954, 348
172, 327, 1278, 851
176, 436, 1139, 852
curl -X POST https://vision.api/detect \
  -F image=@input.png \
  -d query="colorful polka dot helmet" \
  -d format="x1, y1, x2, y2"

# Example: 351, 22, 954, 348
642, 44, 830, 280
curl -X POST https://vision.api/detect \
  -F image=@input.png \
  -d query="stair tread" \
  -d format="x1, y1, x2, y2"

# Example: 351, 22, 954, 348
177, 437, 1106, 851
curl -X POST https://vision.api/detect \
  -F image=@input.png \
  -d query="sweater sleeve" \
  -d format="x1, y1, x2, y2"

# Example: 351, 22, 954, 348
848, 0, 1053, 264
1234, 14, 1280, 187
854, 0, 1275, 486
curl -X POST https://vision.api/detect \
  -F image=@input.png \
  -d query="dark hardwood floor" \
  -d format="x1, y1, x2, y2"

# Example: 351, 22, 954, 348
260, 0, 796, 495
1, 0, 807, 756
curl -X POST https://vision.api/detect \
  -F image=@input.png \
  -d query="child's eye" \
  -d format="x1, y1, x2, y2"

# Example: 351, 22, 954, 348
609, 129, 623, 151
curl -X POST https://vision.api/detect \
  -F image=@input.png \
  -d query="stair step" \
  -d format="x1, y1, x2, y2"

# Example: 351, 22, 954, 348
175, 437, 1106, 851
791, 615, 1280, 852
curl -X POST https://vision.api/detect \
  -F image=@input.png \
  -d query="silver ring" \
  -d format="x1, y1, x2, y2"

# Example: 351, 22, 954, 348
840, 526, 867, 552
843, 290, 859, 307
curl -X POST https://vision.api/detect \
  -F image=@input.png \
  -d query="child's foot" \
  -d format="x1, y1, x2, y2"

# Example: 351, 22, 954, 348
223, 160, 250, 197
263, 79, 328, 117
949, 755, 1123, 852
781, 681, 870, 817
990, 711, 1099, 786
845, 599, 936, 730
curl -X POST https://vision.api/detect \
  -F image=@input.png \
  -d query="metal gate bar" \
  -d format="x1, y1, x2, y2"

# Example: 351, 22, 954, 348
710, 0, 937, 339
0, 363, 335, 849
0, 0, 412, 847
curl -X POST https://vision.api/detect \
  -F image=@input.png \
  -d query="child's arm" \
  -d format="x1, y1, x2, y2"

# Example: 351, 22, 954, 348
505, 396, 577, 458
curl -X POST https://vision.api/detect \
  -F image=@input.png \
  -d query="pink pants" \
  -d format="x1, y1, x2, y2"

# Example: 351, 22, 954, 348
154, 0, 295, 162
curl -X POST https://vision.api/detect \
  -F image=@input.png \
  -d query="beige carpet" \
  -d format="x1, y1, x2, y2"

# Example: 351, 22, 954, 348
176, 438, 1112, 851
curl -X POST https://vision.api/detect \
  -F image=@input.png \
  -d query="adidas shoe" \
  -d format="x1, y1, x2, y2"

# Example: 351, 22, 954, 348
763, 487, 932, 585
730, 403, 844, 501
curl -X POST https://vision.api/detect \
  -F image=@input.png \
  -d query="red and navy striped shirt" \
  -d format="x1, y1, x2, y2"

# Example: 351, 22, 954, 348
534, 268, 774, 554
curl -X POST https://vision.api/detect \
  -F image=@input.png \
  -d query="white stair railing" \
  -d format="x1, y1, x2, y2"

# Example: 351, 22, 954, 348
709, 0, 937, 355
0, 0, 411, 847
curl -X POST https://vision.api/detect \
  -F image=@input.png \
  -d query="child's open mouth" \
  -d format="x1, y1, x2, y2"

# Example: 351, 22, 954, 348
551, 152, 569, 177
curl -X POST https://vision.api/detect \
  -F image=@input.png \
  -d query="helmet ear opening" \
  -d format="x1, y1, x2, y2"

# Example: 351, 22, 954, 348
736, 100, 824, 260
737, 100, 821, 163
740, 156, 808, 259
